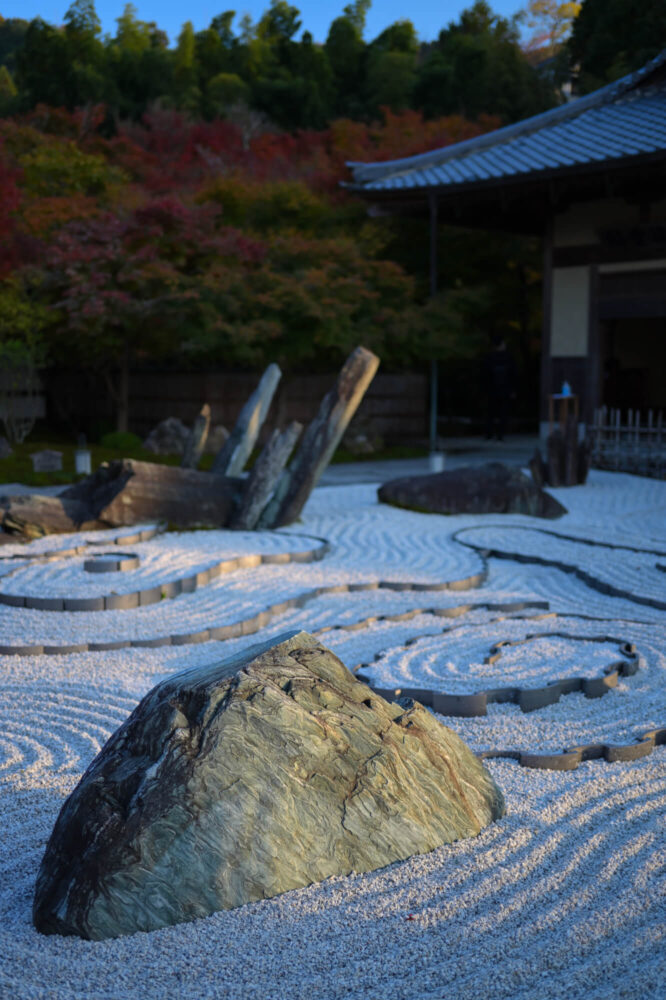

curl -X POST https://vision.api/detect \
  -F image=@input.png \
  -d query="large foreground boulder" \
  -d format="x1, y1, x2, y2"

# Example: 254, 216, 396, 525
378, 462, 566, 519
33, 631, 504, 940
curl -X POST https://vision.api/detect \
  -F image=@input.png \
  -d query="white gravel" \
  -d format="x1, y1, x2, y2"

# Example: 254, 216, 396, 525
0, 469, 664, 1000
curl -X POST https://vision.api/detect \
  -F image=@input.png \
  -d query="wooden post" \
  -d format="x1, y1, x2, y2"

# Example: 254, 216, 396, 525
211, 364, 281, 477
230, 422, 302, 531
546, 428, 562, 487
258, 347, 380, 528
564, 414, 577, 486
429, 193, 439, 453
181, 404, 211, 469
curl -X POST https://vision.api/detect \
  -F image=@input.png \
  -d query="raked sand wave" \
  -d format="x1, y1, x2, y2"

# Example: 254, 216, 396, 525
0, 470, 664, 1000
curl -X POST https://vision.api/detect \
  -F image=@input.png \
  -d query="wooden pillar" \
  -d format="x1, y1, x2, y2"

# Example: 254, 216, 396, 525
429, 193, 439, 453
539, 218, 554, 440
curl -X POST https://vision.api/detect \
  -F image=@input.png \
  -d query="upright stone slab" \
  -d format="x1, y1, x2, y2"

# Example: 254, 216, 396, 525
30, 449, 62, 473
181, 403, 211, 469
230, 421, 302, 530
259, 347, 380, 528
33, 630, 504, 940
211, 364, 281, 476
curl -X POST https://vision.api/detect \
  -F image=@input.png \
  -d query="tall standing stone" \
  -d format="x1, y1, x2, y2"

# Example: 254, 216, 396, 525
181, 403, 211, 469
258, 347, 379, 527
230, 421, 302, 530
211, 364, 281, 476
33, 630, 504, 941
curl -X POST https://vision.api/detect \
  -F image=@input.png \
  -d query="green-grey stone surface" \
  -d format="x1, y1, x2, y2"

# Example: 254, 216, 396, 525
33, 630, 505, 940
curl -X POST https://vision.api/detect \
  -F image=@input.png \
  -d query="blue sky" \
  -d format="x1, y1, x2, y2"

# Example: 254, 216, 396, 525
2, 1, 527, 46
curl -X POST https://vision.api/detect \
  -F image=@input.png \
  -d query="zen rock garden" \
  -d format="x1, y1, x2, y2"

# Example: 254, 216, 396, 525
33, 630, 504, 940
0, 346, 379, 538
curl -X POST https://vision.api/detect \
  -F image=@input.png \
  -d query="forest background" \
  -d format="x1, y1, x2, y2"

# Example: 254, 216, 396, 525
0, 0, 663, 434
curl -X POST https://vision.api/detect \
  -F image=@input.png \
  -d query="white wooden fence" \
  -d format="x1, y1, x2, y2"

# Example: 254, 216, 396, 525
590, 407, 665, 478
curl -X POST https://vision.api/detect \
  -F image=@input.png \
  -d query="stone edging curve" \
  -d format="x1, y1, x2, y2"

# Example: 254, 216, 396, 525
355, 631, 644, 716
0, 525, 160, 563
475, 727, 666, 771
0, 568, 486, 656
0, 534, 332, 613
452, 526, 666, 612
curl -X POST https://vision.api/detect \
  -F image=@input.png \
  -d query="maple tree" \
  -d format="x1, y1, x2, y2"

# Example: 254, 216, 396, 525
0, 76, 543, 434
40, 198, 264, 430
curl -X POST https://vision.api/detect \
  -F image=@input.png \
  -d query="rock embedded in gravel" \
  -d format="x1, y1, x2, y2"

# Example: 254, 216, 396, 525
33, 630, 505, 941
378, 462, 567, 519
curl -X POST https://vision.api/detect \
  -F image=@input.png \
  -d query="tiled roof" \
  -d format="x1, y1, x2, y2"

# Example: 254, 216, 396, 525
347, 52, 666, 193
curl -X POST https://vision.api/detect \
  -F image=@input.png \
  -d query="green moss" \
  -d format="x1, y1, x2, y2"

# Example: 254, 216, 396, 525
0, 440, 202, 488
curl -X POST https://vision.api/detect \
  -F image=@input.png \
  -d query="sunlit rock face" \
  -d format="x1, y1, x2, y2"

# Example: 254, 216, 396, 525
33, 630, 505, 941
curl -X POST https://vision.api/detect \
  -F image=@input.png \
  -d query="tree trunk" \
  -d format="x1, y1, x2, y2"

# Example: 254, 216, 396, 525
117, 344, 130, 433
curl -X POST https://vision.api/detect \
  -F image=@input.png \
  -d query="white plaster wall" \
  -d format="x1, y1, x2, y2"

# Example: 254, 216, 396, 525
551, 266, 589, 357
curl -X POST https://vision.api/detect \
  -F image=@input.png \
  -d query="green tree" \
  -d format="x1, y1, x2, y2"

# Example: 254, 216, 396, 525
0, 64, 17, 115
16, 19, 70, 108
325, 10, 366, 117
569, 0, 666, 92
173, 21, 202, 114
0, 16, 29, 73
63, 0, 109, 104
108, 5, 172, 118
366, 21, 419, 113
415, 1, 555, 122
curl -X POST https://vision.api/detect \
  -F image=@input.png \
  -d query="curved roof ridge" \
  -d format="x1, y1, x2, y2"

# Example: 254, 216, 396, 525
347, 50, 666, 186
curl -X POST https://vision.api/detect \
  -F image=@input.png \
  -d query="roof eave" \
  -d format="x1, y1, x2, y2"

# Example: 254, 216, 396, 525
346, 50, 666, 186
345, 147, 666, 205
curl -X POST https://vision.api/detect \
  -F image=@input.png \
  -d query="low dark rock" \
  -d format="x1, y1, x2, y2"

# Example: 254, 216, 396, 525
143, 417, 190, 455
33, 630, 504, 940
378, 462, 567, 519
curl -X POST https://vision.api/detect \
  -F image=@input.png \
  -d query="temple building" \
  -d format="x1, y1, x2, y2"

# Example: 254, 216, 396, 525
346, 52, 666, 438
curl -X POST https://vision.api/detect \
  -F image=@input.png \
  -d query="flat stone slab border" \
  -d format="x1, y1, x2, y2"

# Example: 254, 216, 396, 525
476, 726, 666, 771
83, 553, 140, 573
0, 534, 332, 613
0, 526, 160, 563
355, 627, 644, 716
0, 568, 487, 656
453, 526, 666, 612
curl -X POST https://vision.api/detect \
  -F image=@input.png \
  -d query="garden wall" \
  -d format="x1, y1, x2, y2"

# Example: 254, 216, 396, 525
47, 369, 428, 445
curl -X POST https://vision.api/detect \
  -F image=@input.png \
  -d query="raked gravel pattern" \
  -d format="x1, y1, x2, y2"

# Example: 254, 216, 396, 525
0, 470, 664, 999
0, 529, 327, 598
356, 616, 636, 690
